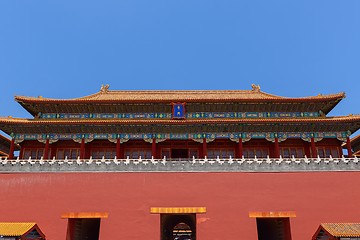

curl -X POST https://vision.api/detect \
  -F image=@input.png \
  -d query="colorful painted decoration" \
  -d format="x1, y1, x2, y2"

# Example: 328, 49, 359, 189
13, 131, 351, 144
39, 111, 320, 119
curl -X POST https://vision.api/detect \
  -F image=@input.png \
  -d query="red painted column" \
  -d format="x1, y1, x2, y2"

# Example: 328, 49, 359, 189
44, 139, 50, 160
152, 138, 157, 158
202, 138, 207, 158
237, 138, 243, 158
116, 138, 121, 159
304, 142, 311, 158
8, 138, 15, 160
311, 137, 317, 158
80, 138, 85, 159
347, 137, 353, 158
274, 138, 280, 158
337, 145, 343, 158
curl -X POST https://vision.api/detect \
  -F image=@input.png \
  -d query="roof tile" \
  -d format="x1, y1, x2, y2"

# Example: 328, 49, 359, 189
321, 223, 360, 237
0, 222, 36, 236
15, 89, 345, 102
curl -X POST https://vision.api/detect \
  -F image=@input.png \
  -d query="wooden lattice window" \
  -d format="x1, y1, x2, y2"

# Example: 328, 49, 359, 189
207, 148, 235, 158
23, 148, 44, 159
56, 148, 80, 159
91, 148, 116, 159
280, 147, 305, 158
316, 147, 340, 158
124, 148, 152, 159
243, 148, 269, 158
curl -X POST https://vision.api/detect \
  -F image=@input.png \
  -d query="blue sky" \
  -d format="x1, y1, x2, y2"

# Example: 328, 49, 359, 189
0, 0, 359, 134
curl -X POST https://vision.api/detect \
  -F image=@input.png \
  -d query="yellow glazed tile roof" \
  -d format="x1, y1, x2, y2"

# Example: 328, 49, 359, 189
0, 222, 36, 236
321, 223, 360, 237
14, 85, 345, 103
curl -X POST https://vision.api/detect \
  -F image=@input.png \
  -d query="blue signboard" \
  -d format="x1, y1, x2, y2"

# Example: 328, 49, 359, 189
172, 103, 186, 119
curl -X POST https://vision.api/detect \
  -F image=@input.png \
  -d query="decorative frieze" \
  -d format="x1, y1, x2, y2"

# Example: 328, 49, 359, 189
187, 111, 320, 119
13, 131, 351, 144
39, 111, 320, 120
40, 113, 172, 119
265, 133, 287, 143
300, 132, 350, 142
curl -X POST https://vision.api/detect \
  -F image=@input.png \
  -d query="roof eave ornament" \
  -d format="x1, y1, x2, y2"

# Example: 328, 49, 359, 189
100, 84, 110, 93
251, 84, 261, 92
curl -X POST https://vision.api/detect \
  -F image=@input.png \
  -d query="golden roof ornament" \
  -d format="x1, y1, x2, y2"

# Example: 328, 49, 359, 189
251, 84, 261, 92
100, 84, 110, 93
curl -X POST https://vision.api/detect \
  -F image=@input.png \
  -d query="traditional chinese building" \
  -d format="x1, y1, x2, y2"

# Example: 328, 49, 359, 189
1, 84, 358, 160
0, 85, 360, 240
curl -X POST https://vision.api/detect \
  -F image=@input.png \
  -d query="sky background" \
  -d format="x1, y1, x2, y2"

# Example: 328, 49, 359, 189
0, 0, 359, 136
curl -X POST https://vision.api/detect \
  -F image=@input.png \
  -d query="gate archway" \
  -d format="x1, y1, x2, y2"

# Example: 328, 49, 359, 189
161, 214, 196, 240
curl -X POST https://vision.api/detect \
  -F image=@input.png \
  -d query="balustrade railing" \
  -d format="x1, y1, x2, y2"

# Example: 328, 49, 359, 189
0, 155, 358, 166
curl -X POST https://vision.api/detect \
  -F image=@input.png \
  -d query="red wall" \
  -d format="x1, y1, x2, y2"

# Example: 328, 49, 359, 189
0, 172, 359, 240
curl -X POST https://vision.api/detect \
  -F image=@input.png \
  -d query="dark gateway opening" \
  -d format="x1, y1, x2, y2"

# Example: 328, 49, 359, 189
256, 218, 292, 240
66, 218, 101, 240
161, 214, 196, 240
